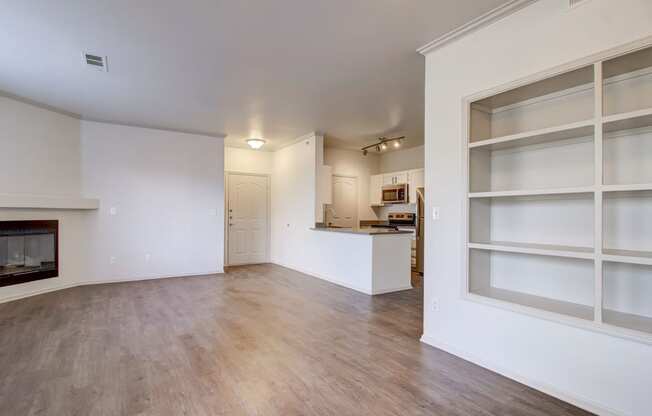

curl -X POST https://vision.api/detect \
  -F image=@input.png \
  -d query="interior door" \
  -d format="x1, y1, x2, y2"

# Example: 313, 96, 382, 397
227, 174, 268, 265
326, 176, 357, 228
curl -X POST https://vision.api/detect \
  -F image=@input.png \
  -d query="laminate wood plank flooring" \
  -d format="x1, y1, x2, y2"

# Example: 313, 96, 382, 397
0, 264, 593, 416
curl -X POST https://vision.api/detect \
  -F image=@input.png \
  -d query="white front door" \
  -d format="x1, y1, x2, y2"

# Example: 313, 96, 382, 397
227, 174, 268, 265
326, 176, 357, 228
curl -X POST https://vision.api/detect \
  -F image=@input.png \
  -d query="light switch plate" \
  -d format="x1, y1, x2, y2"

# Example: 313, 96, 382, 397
109, 207, 117, 216
432, 207, 440, 220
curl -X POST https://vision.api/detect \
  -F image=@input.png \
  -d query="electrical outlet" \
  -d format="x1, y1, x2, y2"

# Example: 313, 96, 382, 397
109, 256, 116, 265
145, 253, 151, 263
432, 298, 440, 311
109, 207, 117, 216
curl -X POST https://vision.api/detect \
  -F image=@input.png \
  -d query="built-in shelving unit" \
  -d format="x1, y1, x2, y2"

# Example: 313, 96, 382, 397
464, 42, 652, 343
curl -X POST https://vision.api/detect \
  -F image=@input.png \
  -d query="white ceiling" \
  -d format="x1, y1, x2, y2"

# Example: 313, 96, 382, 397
0, 0, 507, 150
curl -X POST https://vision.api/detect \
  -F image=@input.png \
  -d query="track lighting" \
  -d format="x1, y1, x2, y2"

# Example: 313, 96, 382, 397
361, 136, 405, 155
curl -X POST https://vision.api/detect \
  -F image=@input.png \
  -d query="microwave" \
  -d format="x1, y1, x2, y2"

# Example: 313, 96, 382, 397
382, 184, 408, 204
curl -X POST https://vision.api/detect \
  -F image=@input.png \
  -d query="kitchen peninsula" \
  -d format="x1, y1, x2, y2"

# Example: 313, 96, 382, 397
309, 226, 412, 295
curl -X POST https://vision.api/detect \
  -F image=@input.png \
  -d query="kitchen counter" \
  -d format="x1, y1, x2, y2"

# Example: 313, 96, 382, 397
310, 226, 413, 235
307, 226, 412, 295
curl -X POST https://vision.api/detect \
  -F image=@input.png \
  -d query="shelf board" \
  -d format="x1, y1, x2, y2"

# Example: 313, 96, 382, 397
469, 241, 594, 260
603, 249, 652, 266
471, 286, 594, 321
603, 108, 652, 133
602, 183, 652, 193
468, 186, 594, 199
469, 120, 594, 151
0, 194, 100, 210
603, 309, 652, 335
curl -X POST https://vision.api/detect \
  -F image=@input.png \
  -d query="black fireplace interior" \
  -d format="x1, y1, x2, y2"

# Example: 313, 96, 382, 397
0, 220, 58, 287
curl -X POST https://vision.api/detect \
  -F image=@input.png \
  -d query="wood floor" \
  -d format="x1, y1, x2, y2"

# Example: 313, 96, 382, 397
0, 264, 592, 416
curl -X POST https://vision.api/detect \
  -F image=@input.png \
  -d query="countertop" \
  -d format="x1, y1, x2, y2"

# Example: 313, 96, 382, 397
310, 226, 413, 236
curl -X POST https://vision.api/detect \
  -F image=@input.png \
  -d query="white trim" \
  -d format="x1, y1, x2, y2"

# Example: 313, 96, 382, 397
464, 37, 652, 105
272, 261, 413, 296
472, 63, 652, 116
0, 270, 224, 304
419, 333, 624, 416
272, 261, 373, 295
81, 118, 226, 139
370, 285, 413, 295
275, 131, 322, 151
417, 0, 538, 55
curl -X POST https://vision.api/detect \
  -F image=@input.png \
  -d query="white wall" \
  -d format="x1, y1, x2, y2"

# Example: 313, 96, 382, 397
81, 121, 225, 281
379, 144, 424, 173
324, 147, 380, 221
0, 96, 225, 303
270, 135, 318, 264
225, 146, 274, 175
422, 1, 652, 416
0, 96, 81, 196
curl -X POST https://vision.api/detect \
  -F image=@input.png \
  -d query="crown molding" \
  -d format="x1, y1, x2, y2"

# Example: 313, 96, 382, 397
0, 91, 81, 119
81, 118, 227, 139
417, 0, 539, 56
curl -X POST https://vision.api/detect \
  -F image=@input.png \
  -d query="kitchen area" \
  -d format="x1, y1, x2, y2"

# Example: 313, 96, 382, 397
312, 140, 425, 294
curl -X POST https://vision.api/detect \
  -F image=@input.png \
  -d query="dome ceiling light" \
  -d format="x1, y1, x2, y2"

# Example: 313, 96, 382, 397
246, 138, 266, 150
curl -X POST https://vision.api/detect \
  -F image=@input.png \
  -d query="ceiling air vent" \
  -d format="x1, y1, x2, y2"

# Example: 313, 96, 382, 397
82, 52, 108, 71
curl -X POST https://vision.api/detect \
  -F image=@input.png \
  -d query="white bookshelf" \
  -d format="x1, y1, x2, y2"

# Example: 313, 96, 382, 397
464, 42, 652, 343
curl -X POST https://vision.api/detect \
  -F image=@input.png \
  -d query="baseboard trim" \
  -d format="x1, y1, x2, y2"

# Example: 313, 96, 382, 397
272, 261, 373, 295
371, 285, 413, 295
0, 282, 79, 304
420, 333, 625, 416
0, 269, 225, 304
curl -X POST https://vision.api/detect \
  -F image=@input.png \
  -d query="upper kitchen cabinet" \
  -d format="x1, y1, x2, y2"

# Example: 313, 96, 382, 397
369, 174, 384, 206
409, 169, 424, 204
383, 171, 409, 186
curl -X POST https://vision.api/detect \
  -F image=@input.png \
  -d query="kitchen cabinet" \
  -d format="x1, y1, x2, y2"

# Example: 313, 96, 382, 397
369, 174, 384, 206
383, 171, 409, 186
387, 172, 408, 185
408, 169, 424, 204
372, 169, 423, 206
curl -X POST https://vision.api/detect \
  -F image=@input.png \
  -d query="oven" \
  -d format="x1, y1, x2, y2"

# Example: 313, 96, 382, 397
381, 184, 408, 204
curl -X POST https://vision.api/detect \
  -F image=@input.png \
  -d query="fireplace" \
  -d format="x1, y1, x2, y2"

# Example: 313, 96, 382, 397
0, 220, 58, 287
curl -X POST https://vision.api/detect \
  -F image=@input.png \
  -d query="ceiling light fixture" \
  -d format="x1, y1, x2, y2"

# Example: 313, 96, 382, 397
361, 136, 405, 155
246, 138, 266, 150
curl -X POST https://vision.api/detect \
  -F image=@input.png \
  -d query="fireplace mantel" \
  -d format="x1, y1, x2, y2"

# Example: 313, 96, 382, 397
0, 194, 99, 210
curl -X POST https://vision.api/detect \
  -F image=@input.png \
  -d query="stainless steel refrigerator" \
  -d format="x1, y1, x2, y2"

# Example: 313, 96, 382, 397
416, 187, 425, 274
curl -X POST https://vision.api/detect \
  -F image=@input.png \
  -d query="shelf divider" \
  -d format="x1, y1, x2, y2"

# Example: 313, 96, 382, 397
468, 186, 594, 199
603, 107, 652, 133
603, 249, 652, 266
469, 119, 594, 150
469, 241, 594, 260
594, 60, 604, 324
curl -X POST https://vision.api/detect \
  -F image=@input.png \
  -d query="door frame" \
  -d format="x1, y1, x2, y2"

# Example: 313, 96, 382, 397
225, 171, 271, 266
326, 174, 359, 228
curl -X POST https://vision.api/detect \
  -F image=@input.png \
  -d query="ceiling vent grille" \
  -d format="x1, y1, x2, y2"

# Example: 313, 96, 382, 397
569, 0, 590, 8
82, 52, 107, 71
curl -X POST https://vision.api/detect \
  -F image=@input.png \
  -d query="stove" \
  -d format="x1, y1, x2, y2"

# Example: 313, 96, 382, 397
370, 213, 416, 232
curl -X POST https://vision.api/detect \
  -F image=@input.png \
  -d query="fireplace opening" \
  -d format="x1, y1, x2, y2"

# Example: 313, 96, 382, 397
0, 220, 58, 287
